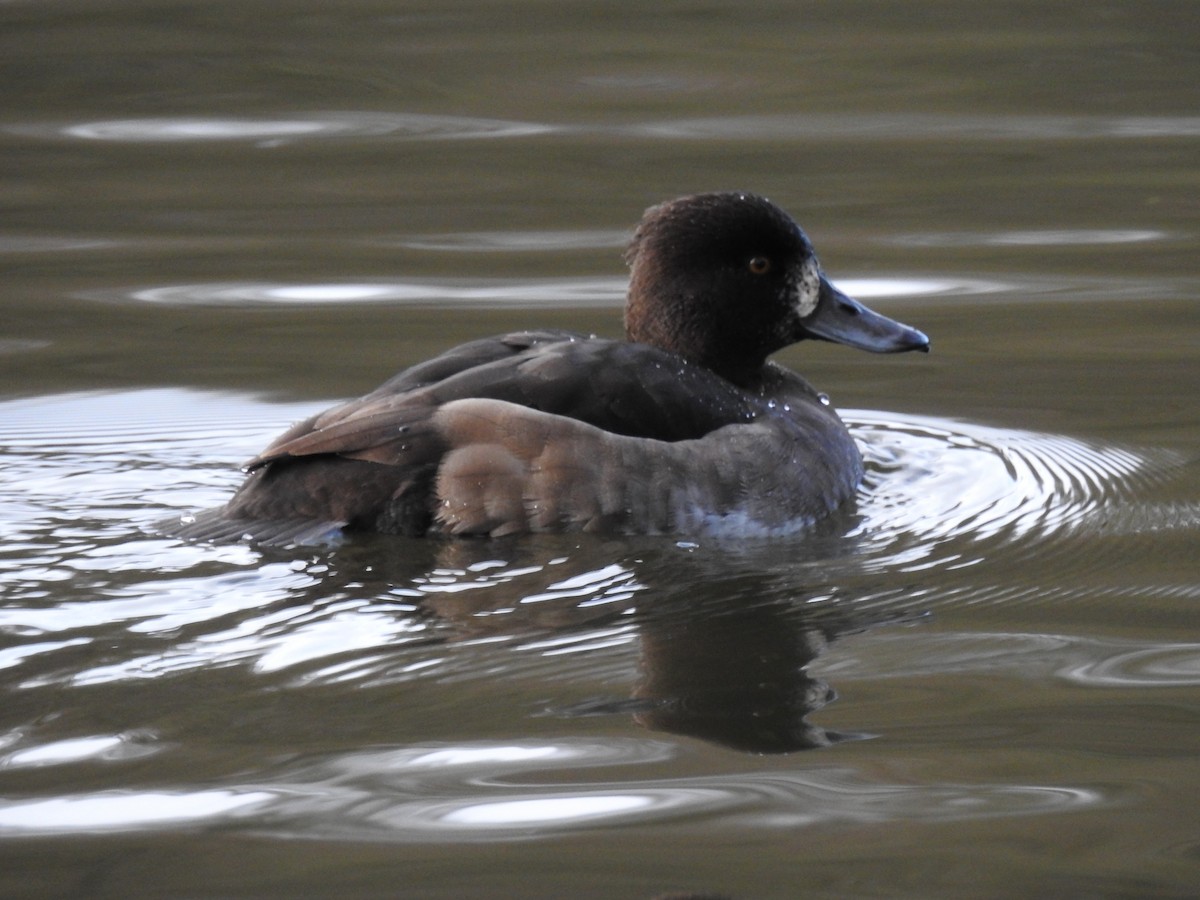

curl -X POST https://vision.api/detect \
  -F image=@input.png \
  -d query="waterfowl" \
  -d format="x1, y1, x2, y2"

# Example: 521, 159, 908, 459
172, 191, 928, 543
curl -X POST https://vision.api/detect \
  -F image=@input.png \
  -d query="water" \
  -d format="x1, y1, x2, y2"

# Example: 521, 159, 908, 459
2, 1, 1199, 897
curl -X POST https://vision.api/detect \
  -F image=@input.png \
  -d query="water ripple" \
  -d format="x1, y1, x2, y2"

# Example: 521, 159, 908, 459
0, 235, 120, 253
107, 278, 628, 308
849, 410, 1168, 572
0, 737, 1104, 838
823, 632, 1200, 689
0, 390, 1192, 687
0, 732, 161, 769
624, 113, 1200, 141
395, 230, 630, 252
10, 112, 1199, 149
891, 229, 1170, 248
10, 112, 556, 145
0, 790, 273, 833
1061, 643, 1200, 688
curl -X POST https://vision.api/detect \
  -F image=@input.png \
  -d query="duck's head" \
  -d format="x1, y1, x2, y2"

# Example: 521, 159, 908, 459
624, 191, 929, 385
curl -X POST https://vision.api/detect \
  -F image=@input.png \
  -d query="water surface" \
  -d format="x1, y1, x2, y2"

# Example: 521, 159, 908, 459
2, 1, 1198, 897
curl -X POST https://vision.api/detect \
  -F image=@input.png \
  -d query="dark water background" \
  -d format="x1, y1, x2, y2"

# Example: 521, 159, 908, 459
2, 2, 1199, 897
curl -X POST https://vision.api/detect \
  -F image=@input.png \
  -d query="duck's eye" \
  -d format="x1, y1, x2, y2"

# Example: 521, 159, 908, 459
748, 256, 772, 275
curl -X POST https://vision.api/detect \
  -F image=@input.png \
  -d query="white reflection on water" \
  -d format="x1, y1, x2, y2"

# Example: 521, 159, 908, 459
892, 229, 1169, 247
22, 112, 557, 145
836, 277, 1006, 299
69, 119, 327, 142
1, 733, 160, 768
438, 794, 656, 826
409, 745, 561, 767
118, 278, 628, 307
397, 230, 630, 252
0, 790, 273, 833
4, 564, 309, 642
0, 638, 92, 671
4, 735, 120, 767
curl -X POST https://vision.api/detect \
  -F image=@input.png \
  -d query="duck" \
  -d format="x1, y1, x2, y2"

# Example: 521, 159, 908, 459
170, 191, 928, 543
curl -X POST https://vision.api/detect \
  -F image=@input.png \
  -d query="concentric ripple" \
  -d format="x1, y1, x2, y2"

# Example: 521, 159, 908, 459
847, 410, 1170, 576
1061, 642, 1200, 687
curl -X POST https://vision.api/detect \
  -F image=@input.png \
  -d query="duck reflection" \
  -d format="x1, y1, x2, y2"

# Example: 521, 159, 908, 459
630, 601, 842, 753
305, 520, 897, 755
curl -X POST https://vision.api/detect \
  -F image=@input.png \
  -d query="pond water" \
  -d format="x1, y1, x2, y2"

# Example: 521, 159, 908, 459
2, 1, 1198, 897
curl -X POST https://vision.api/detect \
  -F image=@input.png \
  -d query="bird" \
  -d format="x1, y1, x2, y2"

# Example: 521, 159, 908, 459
168, 191, 928, 543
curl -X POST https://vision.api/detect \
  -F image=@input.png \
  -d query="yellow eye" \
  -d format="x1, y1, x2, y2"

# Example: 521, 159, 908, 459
748, 256, 771, 275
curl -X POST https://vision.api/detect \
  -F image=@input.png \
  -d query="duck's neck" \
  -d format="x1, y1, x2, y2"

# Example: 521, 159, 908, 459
625, 290, 767, 389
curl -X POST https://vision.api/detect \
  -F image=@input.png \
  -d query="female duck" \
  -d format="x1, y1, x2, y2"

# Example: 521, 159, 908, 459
174, 192, 928, 542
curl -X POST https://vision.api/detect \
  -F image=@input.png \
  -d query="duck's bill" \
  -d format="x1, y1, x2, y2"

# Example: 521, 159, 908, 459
801, 277, 930, 353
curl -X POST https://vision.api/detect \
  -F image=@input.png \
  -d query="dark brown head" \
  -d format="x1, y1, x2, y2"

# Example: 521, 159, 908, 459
624, 191, 928, 385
